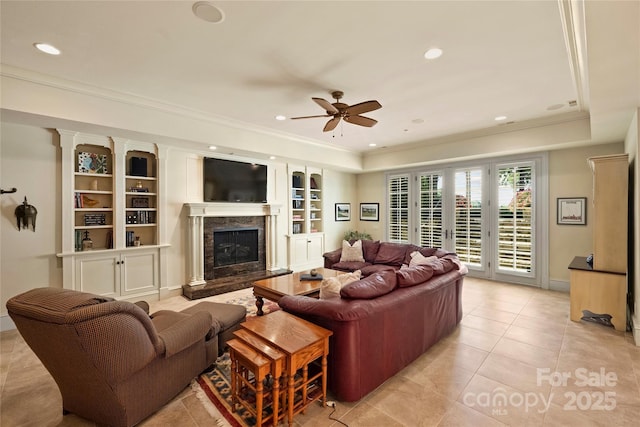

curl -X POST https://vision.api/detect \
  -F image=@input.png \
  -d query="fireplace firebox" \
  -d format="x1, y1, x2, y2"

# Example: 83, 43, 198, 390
213, 228, 259, 267
203, 216, 266, 280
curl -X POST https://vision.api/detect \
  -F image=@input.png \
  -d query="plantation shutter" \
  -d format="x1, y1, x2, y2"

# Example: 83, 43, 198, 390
454, 168, 483, 267
387, 174, 410, 243
418, 172, 444, 248
497, 163, 534, 274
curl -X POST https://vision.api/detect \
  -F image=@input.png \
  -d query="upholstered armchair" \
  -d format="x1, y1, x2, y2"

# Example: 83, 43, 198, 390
6, 287, 220, 427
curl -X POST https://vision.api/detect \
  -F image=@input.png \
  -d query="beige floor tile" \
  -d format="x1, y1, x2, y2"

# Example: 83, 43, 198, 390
492, 337, 559, 370
504, 324, 564, 352
477, 353, 552, 396
365, 375, 454, 426
425, 342, 489, 374
334, 401, 405, 427
460, 314, 511, 336
458, 374, 547, 426
469, 307, 518, 324
438, 402, 508, 427
456, 325, 502, 352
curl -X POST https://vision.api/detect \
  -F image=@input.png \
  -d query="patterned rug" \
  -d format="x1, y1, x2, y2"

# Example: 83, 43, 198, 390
196, 292, 280, 427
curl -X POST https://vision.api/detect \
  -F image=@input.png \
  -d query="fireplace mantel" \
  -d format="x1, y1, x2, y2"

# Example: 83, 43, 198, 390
184, 202, 282, 286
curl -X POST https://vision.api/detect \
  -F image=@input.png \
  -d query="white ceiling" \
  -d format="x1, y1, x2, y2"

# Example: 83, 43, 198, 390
1, 1, 638, 156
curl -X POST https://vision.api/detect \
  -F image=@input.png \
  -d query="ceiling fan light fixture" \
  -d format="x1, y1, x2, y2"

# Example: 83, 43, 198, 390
192, 2, 224, 23
424, 48, 443, 60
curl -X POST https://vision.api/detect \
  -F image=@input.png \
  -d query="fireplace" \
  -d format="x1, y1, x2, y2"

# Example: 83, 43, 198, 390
213, 228, 259, 267
184, 202, 281, 287
203, 216, 266, 280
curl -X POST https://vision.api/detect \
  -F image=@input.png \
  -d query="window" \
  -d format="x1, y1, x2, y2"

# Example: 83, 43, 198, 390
496, 163, 534, 275
454, 168, 483, 267
387, 174, 409, 243
418, 172, 443, 248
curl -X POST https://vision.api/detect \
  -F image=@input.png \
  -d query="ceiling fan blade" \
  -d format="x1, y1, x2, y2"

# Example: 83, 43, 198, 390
344, 115, 378, 127
290, 114, 331, 120
323, 117, 341, 132
313, 97, 339, 114
345, 100, 382, 115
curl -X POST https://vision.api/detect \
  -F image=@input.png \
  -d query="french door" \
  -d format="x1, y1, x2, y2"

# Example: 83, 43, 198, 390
387, 155, 546, 286
417, 167, 487, 274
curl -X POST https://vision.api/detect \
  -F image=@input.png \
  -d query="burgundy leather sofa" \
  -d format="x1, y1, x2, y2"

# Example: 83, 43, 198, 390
278, 241, 467, 402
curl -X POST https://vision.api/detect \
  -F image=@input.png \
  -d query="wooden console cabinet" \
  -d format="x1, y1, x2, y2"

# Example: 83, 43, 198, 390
569, 154, 628, 331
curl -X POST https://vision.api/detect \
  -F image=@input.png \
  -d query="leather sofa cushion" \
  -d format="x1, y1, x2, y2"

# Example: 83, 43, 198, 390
332, 261, 371, 272
340, 271, 397, 299
362, 240, 381, 263
396, 265, 434, 287
374, 242, 409, 266
359, 264, 397, 277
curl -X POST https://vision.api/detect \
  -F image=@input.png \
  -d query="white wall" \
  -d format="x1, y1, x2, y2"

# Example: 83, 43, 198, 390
1, 123, 62, 329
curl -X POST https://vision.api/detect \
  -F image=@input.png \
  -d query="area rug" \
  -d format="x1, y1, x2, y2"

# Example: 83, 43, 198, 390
198, 353, 259, 427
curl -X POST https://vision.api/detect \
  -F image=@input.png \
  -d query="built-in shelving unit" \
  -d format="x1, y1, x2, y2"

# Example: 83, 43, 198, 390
57, 130, 168, 301
287, 165, 325, 271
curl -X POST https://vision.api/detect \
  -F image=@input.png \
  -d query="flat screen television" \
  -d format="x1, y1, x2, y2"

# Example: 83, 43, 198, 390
203, 157, 267, 203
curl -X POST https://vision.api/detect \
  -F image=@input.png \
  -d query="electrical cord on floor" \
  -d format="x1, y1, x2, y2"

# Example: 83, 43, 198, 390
326, 401, 349, 427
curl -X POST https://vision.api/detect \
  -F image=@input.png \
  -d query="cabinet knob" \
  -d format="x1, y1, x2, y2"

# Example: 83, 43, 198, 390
116, 261, 120, 265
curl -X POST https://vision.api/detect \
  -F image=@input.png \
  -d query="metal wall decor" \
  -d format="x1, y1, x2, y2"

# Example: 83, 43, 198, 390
15, 197, 38, 231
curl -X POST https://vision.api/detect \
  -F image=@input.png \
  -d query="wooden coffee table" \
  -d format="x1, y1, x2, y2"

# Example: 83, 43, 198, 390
252, 267, 340, 316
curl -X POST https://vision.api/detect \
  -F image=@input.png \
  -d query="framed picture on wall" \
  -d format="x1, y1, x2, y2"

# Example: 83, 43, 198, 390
360, 203, 379, 221
335, 203, 351, 221
557, 197, 586, 225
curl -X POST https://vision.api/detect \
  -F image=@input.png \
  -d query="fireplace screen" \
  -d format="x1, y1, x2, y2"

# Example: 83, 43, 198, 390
213, 228, 259, 267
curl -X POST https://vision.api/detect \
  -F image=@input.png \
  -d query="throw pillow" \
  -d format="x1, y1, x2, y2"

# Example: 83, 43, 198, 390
340, 240, 365, 262
408, 251, 439, 268
319, 270, 362, 299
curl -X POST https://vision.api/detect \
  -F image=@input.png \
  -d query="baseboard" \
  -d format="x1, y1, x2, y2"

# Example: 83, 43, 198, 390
1, 314, 16, 332
548, 279, 570, 293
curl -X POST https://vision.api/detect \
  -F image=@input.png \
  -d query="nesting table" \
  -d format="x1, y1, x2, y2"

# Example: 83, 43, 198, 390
230, 310, 332, 426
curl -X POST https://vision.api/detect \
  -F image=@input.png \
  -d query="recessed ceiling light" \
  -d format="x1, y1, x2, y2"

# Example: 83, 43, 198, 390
208, 145, 217, 150
546, 104, 564, 111
424, 48, 443, 60
269, 156, 276, 160
494, 115, 508, 121
192, 2, 224, 23
369, 143, 377, 147
275, 115, 286, 121
412, 118, 425, 124
34, 43, 60, 55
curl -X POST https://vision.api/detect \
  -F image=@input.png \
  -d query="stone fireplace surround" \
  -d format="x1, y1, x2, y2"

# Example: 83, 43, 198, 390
184, 202, 282, 288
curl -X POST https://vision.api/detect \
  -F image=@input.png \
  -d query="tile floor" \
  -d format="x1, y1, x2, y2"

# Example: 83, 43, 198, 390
2, 277, 640, 426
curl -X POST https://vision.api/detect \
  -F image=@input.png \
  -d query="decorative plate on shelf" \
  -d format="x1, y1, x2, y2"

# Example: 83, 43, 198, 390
78, 152, 108, 174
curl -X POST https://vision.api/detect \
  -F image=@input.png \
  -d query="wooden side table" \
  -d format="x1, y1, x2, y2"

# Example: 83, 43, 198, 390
226, 339, 272, 427
241, 310, 332, 427
233, 328, 286, 425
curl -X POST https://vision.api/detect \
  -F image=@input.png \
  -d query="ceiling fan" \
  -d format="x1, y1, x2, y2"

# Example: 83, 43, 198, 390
291, 90, 382, 132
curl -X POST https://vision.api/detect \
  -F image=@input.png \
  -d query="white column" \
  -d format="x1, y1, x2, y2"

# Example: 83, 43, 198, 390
187, 215, 206, 286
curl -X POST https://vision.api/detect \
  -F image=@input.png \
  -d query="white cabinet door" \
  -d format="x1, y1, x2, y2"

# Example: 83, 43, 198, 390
121, 249, 158, 296
75, 253, 119, 296
306, 233, 325, 264
287, 233, 325, 271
